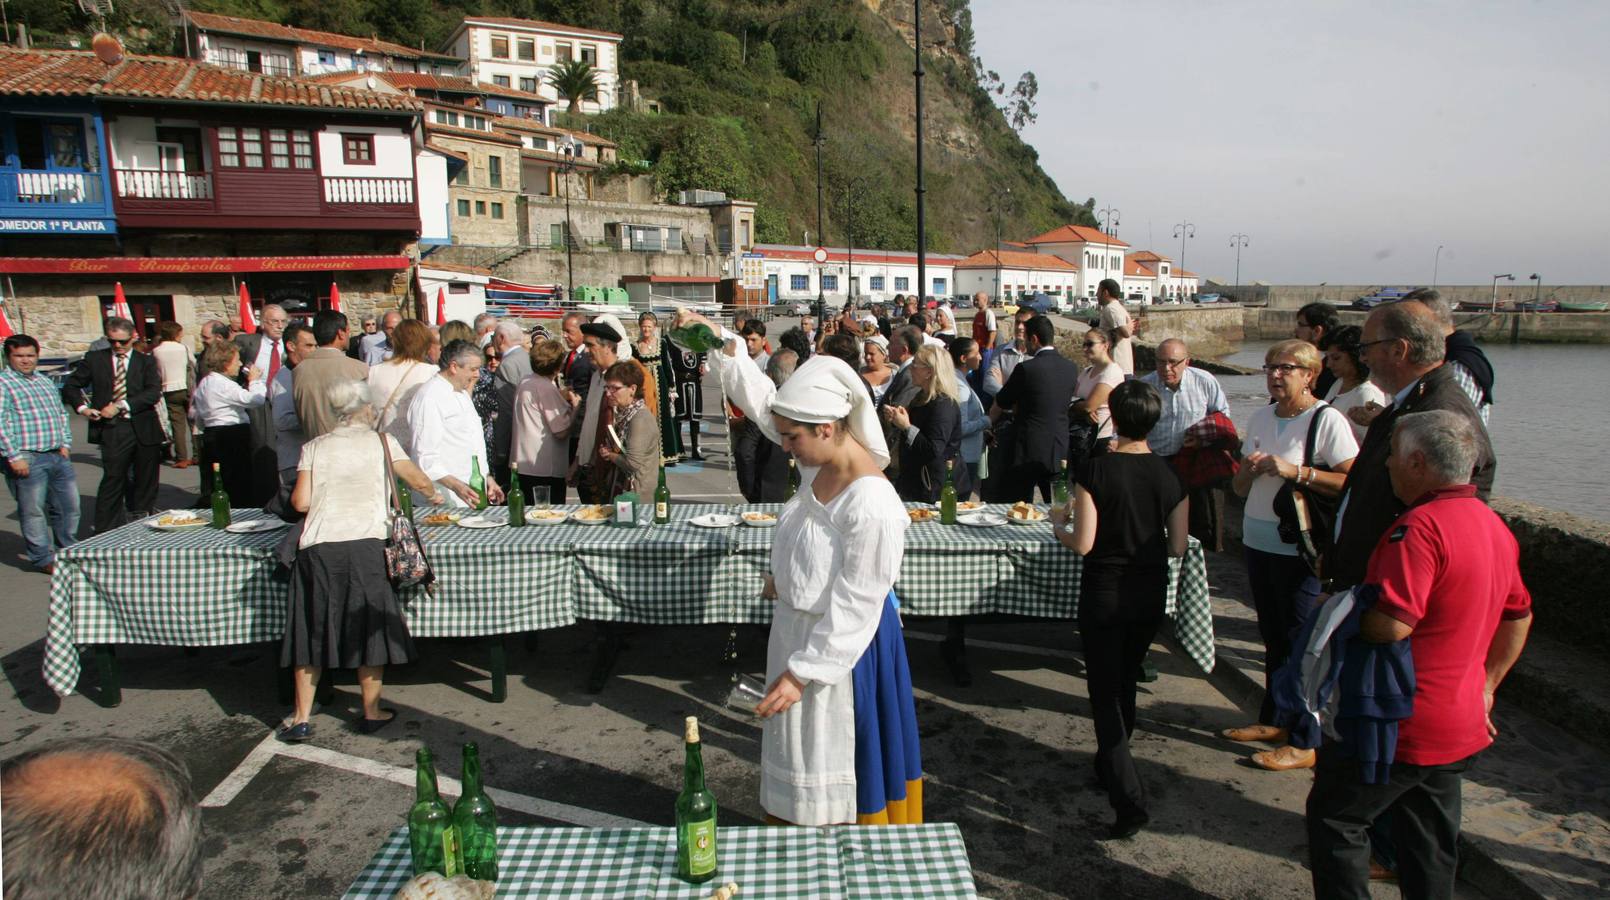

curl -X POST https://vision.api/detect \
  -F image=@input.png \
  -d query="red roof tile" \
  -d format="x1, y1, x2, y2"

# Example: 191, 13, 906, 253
1024, 224, 1130, 247
424, 123, 523, 146
185, 11, 459, 62
1127, 250, 1170, 262
1124, 258, 1153, 277
0, 48, 420, 113
954, 249, 1079, 271
460, 17, 623, 40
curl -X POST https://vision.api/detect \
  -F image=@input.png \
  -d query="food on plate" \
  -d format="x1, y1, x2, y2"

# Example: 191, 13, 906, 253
527, 509, 567, 522
1007, 502, 1045, 521
907, 507, 938, 522
741, 512, 777, 523
420, 511, 460, 526
573, 505, 613, 521
391, 872, 495, 900
956, 501, 984, 511
156, 513, 207, 527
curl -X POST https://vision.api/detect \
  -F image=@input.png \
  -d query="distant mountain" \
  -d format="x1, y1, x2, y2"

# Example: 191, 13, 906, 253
26, 0, 1095, 253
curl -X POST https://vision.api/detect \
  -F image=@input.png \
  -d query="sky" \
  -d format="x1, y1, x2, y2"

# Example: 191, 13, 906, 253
969, 0, 1610, 285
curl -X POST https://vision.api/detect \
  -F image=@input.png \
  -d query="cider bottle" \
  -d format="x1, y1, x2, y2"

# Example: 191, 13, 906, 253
408, 748, 461, 877
506, 463, 525, 527
469, 457, 488, 510
209, 463, 231, 528
1053, 459, 1071, 514
452, 743, 498, 881
675, 717, 718, 883
939, 459, 958, 525
654, 463, 671, 524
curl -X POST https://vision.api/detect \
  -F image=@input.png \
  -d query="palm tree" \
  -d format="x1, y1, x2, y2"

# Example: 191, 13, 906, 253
546, 59, 601, 114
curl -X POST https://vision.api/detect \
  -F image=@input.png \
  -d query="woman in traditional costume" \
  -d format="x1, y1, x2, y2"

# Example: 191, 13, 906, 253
679, 310, 923, 826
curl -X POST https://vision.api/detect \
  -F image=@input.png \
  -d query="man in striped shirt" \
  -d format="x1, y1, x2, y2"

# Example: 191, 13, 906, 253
0, 335, 79, 573
1140, 338, 1232, 549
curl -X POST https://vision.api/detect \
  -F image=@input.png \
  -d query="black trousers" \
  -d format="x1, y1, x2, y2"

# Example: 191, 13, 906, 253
676, 380, 703, 457
1079, 564, 1166, 820
516, 473, 567, 506
1005, 463, 1053, 504
94, 419, 161, 533
202, 423, 255, 508
1186, 482, 1222, 551
1243, 547, 1322, 725
1307, 746, 1471, 900
731, 418, 764, 502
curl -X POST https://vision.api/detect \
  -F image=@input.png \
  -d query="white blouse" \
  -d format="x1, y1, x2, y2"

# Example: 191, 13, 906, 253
191, 371, 266, 427
298, 426, 406, 548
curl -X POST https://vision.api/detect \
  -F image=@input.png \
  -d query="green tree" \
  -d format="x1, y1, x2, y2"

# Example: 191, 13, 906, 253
546, 59, 602, 114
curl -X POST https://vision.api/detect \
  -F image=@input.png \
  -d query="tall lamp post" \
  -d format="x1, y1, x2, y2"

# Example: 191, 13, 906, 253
1528, 273, 1541, 306
1229, 233, 1249, 289
988, 186, 1012, 303
1097, 206, 1120, 237
913, 0, 927, 307
813, 102, 826, 320
1172, 221, 1195, 301
560, 141, 576, 302
1490, 273, 1514, 312
1433, 244, 1444, 288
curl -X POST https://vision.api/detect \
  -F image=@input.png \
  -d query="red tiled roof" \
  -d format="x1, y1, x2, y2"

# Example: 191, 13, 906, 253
1127, 250, 1170, 262
954, 249, 1079, 271
423, 142, 469, 163
1124, 258, 1153, 277
424, 122, 523, 145
186, 11, 460, 61
519, 147, 600, 168
460, 17, 624, 40
753, 244, 965, 265
494, 115, 617, 148
0, 48, 421, 113
1024, 224, 1130, 247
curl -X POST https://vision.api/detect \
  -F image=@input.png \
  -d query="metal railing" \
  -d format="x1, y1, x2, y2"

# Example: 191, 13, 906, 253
323, 176, 414, 205
10, 171, 104, 204
114, 169, 213, 200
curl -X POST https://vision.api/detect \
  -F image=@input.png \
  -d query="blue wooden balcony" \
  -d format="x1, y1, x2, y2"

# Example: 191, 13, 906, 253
0, 167, 117, 235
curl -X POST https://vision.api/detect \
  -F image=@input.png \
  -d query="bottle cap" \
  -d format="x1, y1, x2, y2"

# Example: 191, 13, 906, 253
684, 716, 700, 743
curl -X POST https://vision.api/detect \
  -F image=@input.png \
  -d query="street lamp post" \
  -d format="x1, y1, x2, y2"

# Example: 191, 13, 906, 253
814, 102, 826, 321
1433, 244, 1444, 288
1490, 273, 1514, 312
1097, 205, 1120, 237
1528, 273, 1541, 306
988, 186, 1011, 304
1229, 233, 1249, 289
914, 0, 927, 309
1173, 221, 1195, 301
560, 141, 576, 302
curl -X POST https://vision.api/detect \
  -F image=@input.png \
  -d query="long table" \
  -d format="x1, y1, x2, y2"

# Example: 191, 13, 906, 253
343, 823, 979, 899
44, 504, 1214, 702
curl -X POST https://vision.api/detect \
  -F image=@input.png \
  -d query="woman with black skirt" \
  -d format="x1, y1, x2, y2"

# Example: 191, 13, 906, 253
278, 378, 442, 742
1050, 381, 1188, 839
190, 341, 266, 506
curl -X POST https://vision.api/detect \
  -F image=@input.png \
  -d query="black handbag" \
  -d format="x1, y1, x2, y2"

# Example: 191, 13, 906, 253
379, 435, 435, 591
1272, 403, 1343, 576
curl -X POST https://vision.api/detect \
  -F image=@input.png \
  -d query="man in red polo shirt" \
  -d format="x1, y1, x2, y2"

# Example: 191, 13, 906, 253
1306, 410, 1532, 900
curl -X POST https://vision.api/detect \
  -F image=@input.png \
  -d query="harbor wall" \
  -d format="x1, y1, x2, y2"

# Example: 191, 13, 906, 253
1260, 284, 1610, 311
1244, 307, 1610, 344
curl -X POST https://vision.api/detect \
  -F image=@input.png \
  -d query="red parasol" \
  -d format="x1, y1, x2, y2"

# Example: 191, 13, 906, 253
0, 305, 14, 339
435, 286, 447, 326
328, 281, 342, 312
111, 282, 132, 320
237, 282, 257, 334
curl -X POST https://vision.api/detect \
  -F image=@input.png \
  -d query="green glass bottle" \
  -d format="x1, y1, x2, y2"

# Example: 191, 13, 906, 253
654, 463, 671, 524
784, 458, 799, 500
675, 717, 718, 884
209, 463, 231, 528
1053, 459, 1072, 514
469, 457, 488, 511
397, 476, 414, 519
939, 459, 958, 525
668, 322, 723, 354
408, 748, 462, 877
452, 743, 498, 881
506, 464, 525, 527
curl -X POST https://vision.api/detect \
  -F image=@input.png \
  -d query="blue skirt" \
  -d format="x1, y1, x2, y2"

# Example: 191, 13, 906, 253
852, 591, 924, 824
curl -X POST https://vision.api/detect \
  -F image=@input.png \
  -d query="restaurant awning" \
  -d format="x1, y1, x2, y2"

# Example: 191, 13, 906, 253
0, 255, 412, 275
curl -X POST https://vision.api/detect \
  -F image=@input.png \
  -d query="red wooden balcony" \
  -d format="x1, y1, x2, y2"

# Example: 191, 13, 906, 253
110, 166, 419, 233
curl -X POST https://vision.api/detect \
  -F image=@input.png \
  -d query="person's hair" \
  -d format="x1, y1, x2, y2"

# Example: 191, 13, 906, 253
912, 343, 960, 406
103, 316, 135, 336
948, 337, 978, 368
779, 326, 811, 360
155, 321, 183, 344
603, 360, 645, 398
1266, 338, 1322, 375
532, 338, 567, 376
326, 378, 376, 425
1024, 315, 1055, 348
258, 303, 287, 322
821, 332, 860, 368
1297, 301, 1340, 332
311, 310, 348, 346
892, 325, 923, 357
1083, 327, 1110, 347
1373, 301, 1446, 366
380, 310, 402, 326
1, 737, 204, 900
638, 311, 658, 328
200, 339, 240, 375
388, 319, 432, 363
440, 338, 481, 370
1402, 288, 1453, 331
203, 320, 231, 341
562, 311, 586, 328
767, 348, 800, 386
473, 312, 497, 332
438, 320, 474, 346
1097, 278, 1122, 299
282, 322, 309, 348
1014, 307, 1036, 321
1394, 410, 1479, 484
1109, 380, 1163, 440
1318, 324, 1369, 379
4, 334, 40, 359
908, 312, 928, 330
1157, 337, 1190, 358
740, 320, 766, 339
493, 319, 525, 345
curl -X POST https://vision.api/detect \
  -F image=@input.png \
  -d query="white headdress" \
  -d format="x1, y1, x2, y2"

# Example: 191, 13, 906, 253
770, 355, 889, 469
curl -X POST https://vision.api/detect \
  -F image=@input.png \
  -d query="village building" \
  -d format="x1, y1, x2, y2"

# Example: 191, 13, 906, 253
748, 245, 964, 306
443, 17, 623, 118
181, 11, 463, 79
952, 249, 1080, 303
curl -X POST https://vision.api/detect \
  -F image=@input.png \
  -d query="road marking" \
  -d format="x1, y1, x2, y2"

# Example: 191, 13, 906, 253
203, 733, 647, 827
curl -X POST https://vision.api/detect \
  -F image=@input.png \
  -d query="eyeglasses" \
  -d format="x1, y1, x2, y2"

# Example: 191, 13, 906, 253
1082, 341, 1104, 348
1358, 338, 1398, 351
1261, 363, 1307, 375
605, 384, 633, 393
1156, 358, 1188, 368
107, 337, 133, 346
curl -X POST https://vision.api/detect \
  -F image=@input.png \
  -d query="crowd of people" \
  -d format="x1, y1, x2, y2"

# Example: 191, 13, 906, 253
0, 283, 1532, 895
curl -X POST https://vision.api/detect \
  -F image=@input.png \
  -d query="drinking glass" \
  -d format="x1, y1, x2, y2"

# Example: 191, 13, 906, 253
532, 485, 551, 511
726, 674, 767, 714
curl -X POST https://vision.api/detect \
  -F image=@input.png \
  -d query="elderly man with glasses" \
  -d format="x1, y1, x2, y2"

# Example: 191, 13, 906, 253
62, 317, 166, 532
1138, 338, 1231, 549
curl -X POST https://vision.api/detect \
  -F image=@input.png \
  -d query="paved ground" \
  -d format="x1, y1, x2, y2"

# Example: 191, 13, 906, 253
6, 335, 1578, 898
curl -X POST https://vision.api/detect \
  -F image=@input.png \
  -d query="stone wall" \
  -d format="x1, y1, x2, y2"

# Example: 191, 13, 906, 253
1263, 284, 1610, 311
1245, 307, 1610, 344
432, 246, 730, 288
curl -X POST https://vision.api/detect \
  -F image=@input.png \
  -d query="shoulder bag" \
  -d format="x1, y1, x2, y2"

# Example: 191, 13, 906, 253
1273, 402, 1343, 577
373, 362, 420, 432
378, 434, 435, 591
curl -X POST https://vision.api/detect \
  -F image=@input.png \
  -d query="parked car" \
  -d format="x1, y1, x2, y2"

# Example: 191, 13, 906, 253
790, 301, 812, 315
1195, 293, 1223, 304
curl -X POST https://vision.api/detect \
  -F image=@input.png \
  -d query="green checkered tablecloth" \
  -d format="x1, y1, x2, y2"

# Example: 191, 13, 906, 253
342, 823, 978, 899
43, 503, 1215, 697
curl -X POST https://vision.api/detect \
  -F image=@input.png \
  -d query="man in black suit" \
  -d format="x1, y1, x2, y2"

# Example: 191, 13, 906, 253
990, 315, 1080, 503
62, 317, 165, 533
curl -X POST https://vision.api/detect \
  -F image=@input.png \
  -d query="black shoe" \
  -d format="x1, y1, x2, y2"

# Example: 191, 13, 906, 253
357, 710, 397, 735
277, 721, 314, 743
1107, 810, 1150, 840
688, 451, 706, 461
939, 639, 973, 687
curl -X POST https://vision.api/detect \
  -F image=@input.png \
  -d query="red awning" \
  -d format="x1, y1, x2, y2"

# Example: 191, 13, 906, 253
0, 255, 412, 275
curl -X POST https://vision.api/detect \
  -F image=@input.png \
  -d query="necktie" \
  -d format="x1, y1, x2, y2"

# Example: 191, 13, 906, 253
565, 348, 576, 376
267, 339, 281, 383
112, 353, 127, 407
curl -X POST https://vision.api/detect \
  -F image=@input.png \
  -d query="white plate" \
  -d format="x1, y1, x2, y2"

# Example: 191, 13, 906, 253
146, 512, 210, 531
456, 515, 504, 529
525, 510, 570, 526
958, 512, 1008, 528
741, 513, 779, 528
954, 501, 987, 513
1007, 513, 1048, 526
689, 513, 741, 528
569, 508, 614, 526
225, 519, 290, 534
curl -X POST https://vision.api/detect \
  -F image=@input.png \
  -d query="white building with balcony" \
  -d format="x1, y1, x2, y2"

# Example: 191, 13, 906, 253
1023, 224, 1131, 299
183, 11, 464, 78
952, 249, 1080, 302
443, 17, 623, 116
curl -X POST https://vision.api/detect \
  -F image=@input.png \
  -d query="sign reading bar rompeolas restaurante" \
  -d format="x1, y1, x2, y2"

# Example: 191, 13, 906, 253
0, 256, 412, 275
